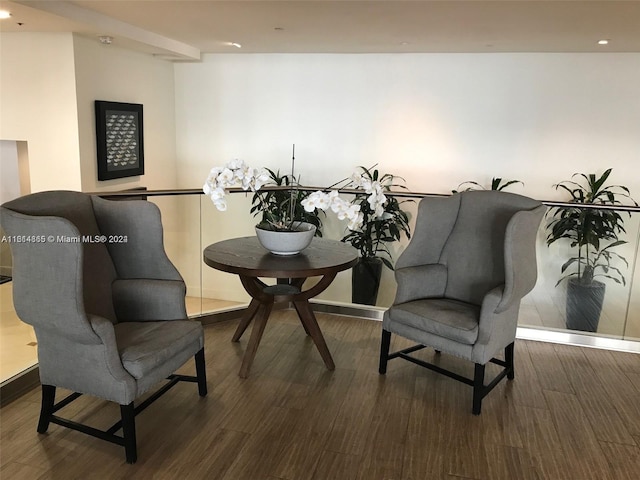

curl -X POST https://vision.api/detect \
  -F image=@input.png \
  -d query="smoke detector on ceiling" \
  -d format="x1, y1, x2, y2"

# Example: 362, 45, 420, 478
99, 36, 113, 45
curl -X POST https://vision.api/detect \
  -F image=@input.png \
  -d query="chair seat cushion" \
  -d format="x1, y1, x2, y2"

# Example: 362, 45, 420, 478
114, 320, 203, 379
387, 298, 480, 345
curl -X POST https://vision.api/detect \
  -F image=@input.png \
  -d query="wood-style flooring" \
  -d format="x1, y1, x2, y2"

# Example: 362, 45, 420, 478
1, 310, 639, 479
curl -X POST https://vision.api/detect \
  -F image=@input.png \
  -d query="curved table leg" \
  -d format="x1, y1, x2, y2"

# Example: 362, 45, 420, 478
293, 300, 335, 371
239, 301, 273, 379
232, 298, 260, 342
235, 273, 338, 377
292, 302, 311, 336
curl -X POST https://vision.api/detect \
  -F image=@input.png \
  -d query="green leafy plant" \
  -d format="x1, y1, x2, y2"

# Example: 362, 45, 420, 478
453, 177, 523, 193
546, 168, 636, 286
250, 169, 324, 234
340, 167, 412, 269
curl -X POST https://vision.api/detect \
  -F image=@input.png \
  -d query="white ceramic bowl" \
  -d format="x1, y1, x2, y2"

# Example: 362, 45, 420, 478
255, 222, 316, 255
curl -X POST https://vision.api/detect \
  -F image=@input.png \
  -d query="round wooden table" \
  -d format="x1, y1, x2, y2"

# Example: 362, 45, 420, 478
203, 237, 358, 378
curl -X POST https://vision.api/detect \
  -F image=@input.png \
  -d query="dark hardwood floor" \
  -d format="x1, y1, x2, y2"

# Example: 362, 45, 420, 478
1, 310, 639, 479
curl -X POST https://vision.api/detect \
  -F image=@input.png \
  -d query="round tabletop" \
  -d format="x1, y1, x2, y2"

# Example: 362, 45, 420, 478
203, 236, 359, 278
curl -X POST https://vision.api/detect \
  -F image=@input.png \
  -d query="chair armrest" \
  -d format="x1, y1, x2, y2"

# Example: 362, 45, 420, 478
476, 285, 519, 350
88, 315, 138, 384
112, 279, 187, 321
393, 264, 447, 304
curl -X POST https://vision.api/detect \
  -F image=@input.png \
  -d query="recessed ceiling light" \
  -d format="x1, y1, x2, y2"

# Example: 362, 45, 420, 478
598, 39, 609, 45
229, 42, 242, 49
0, 10, 12, 19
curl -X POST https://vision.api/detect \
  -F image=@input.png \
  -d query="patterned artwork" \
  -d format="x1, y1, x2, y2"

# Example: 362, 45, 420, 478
95, 101, 144, 180
105, 111, 139, 169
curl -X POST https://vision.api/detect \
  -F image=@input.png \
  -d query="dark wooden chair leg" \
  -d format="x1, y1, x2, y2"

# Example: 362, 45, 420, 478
37, 385, 56, 433
505, 342, 515, 380
195, 348, 207, 396
472, 363, 485, 415
379, 329, 391, 374
120, 403, 137, 464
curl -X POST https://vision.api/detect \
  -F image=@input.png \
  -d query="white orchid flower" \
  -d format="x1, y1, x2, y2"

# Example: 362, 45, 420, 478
253, 169, 270, 190
348, 211, 364, 230
218, 168, 235, 186
210, 186, 225, 200
227, 158, 244, 170
329, 194, 349, 214
367, 192, 386, 217
235, 165, 249, 181
350, 172, 364, 188
213, 198, 227, 211
336, 201, 361, 221
301, 191, 329, 212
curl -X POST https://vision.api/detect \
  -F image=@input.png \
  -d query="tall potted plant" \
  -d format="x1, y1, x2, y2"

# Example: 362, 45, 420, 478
546, 168, 636, 332
341, 167, 412, 305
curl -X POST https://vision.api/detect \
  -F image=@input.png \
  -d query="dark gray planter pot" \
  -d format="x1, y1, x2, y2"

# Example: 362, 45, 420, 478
566, 278, 606, 332
351, 257, 383, 306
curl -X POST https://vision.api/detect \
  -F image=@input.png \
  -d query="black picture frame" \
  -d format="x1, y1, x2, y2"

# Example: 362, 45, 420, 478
95, 101, 144, 180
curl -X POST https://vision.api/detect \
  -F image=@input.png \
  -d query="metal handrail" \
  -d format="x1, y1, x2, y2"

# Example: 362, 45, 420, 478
91, 187, 640, 213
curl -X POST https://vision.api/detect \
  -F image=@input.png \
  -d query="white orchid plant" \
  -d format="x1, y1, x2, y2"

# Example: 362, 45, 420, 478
203, 159, 271, 212
203, 160, 391, 233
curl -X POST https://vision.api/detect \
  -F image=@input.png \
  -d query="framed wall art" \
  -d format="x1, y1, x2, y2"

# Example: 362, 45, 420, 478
95, 101, 144, 180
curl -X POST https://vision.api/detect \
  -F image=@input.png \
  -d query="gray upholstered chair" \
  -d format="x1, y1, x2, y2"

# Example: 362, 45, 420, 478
0, 191, 207, 463
380, 191, 545, 414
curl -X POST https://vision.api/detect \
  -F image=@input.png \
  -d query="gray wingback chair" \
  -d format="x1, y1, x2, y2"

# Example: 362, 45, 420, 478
0, 191, 207, 463
380, 191, 545, 414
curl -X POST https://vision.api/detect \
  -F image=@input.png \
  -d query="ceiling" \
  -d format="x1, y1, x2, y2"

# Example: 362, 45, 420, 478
1, 1, 639, 60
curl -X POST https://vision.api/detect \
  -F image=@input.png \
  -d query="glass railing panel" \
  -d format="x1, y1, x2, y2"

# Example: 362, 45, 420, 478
149, 194, 205, 317
622, 213, 640, 341
520, 206, 640, 342
199, 193, 253, 312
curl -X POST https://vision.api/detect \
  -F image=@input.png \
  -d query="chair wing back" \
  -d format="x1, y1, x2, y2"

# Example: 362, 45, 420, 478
92, 196, 182, 281
396, 191, 543, 306
498, 203, 546, 312
396, 195, 460, 269
0, 191, 119, 341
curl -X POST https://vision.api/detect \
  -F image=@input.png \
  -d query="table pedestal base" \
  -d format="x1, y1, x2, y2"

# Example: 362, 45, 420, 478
233, 275, 337, 378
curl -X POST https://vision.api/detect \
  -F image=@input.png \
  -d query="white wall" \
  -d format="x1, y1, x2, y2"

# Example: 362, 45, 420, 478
0, 33, 81, 191
175, 53, 640, 199
72, 34, 178, 192
175, 53, 640, 314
